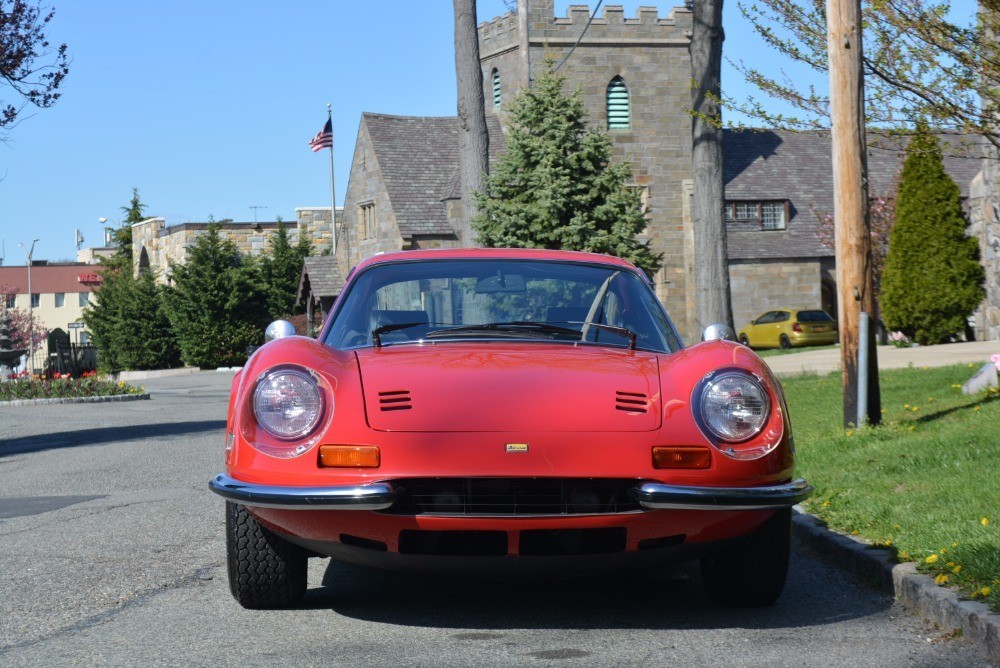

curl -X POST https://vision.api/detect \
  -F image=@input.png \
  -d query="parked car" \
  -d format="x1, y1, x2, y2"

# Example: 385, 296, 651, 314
738, 308, 838, 350
211, 248, 811, 609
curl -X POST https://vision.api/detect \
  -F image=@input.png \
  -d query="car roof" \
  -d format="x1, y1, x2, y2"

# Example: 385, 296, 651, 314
352, 248, 642, 272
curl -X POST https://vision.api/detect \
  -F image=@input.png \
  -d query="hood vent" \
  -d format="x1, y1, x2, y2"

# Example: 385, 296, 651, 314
615, 391, 648, 414
379, 390, 412, 412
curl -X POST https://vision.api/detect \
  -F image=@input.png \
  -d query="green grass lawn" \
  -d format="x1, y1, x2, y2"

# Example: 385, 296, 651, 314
780, 363, 999, 611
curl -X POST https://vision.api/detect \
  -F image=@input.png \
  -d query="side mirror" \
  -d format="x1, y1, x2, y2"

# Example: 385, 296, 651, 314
264, 320, 296, 342
701, 323, 736, 342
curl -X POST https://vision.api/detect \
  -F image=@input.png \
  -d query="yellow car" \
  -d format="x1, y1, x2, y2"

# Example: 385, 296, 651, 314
738, 308, 838, 350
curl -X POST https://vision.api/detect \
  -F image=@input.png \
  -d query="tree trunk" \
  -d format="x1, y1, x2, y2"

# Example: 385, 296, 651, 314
827, 0, 881, 427
453, 0, 490, 246
691, 0, 734, 335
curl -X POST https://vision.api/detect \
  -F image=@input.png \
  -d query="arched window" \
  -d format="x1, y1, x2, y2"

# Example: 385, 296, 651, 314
492, 69, 501, 109
606, 76, 630, 130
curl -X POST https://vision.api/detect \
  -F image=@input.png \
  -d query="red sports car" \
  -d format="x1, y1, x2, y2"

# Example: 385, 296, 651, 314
211, 248, 811, 609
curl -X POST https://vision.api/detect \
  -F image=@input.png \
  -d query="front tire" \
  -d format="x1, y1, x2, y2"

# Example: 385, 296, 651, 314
700, 508, 791, 607
226, 501, 307, 609
738, 334, 751, 347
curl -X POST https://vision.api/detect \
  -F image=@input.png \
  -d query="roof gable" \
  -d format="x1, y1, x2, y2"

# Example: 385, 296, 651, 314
362, 113, 505, 238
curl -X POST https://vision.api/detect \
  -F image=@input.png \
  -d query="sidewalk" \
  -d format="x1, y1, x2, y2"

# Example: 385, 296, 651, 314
763, 340, 999, 376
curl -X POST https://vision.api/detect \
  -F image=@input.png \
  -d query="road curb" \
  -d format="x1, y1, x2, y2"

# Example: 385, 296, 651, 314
793, 509, 1000, 662
0, 393, 150, 407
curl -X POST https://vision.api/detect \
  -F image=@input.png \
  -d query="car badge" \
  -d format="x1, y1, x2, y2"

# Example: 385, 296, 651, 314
505, 443, 529, 453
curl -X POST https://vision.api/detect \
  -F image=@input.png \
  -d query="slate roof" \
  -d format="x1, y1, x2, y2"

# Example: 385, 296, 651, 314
297, 256, 345, 302
723, 129, 985, 260
363, 113, 505, 238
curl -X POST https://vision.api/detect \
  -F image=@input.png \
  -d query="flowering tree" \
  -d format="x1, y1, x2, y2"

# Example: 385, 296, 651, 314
0, 282, 49, 353
813, 193, 896, 302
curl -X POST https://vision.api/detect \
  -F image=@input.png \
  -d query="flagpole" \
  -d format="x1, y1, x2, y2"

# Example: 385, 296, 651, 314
326, 103, 338, 258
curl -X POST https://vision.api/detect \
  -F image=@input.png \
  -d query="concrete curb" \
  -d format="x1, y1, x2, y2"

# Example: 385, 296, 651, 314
794, 509, 1000, 662
114, 367, 200, 382
0, 393, 150, 407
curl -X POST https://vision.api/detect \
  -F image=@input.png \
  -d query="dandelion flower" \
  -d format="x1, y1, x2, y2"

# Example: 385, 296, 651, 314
912, 406, 919, 412
952, 542, 958, 547
974, 406, 981, 412
925, 554, 939, 564
904, 403, 910, 409
952, 565, 962, 574
982, 587, 992, 597
940, 547, 947, 554
935, 574, 949, 585
983, 517, 990, 526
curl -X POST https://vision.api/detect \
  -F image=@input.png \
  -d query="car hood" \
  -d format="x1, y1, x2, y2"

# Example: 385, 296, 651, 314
356, 344, 662, 432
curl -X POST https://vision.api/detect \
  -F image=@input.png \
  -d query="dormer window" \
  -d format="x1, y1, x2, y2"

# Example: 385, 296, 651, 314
725, 200, 788, 230
606, 76, 630, 130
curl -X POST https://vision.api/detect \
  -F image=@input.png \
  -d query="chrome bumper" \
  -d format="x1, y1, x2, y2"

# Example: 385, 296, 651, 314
630, 478, 813, 510
209, 473, 398, 510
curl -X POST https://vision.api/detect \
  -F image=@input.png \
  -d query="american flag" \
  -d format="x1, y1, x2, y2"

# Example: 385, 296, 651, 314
309, 118, 333, 152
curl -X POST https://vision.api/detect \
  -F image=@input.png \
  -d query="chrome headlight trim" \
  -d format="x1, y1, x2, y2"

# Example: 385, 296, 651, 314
693, 368, 771, 446
252, 367, 325, 442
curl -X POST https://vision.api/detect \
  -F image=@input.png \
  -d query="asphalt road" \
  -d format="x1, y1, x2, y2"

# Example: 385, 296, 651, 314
0, 371, 989, 667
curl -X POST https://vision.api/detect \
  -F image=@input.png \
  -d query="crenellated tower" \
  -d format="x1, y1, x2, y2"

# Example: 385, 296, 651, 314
478, 2, 700, 338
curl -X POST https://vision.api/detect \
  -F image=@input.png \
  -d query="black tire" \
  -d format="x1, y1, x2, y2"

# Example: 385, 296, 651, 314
738, 334, 751, 348
700, 508, 791, 607
226, 501, 307, 609
779, 334, 792, 349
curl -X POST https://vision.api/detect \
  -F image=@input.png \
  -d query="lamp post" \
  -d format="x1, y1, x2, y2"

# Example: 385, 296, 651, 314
18, 238, 39, 376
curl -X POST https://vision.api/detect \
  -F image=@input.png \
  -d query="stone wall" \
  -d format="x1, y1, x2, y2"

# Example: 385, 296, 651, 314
968, 164, 1000, 341
479, 1, 698, 340
341, 120, 406, 275
729, 259, 825, 330
131, 209, 334, 282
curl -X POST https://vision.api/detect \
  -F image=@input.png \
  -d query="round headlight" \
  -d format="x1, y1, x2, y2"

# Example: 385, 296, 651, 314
253, 368, 324, 440
697, 371, 770, 443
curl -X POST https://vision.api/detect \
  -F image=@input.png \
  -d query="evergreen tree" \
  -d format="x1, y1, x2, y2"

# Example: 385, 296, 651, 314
880, 129, 985, 345
163, 222, 269, 368
471, 64, 661, 276
83, 189, 180, 372
260, 218, 310, 320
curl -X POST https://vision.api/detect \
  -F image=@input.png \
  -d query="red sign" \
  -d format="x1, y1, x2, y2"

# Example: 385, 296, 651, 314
77, 273, 103, 285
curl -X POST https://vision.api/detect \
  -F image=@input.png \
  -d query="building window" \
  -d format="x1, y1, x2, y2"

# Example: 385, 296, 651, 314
31, 293, 40, 308
725, 200, 788, 230
4, 294, 14, 309
79, 292, 90, 307
606, 76, 630, 130
55, 293, 65, 308
492, 68, 501, 109
359, 202, 376, 240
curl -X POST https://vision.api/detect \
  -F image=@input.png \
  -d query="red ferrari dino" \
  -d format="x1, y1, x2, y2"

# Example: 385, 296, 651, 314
211, 248, 811, 609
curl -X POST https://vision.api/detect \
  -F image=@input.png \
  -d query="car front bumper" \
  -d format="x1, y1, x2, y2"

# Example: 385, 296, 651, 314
210, 473, 811, 512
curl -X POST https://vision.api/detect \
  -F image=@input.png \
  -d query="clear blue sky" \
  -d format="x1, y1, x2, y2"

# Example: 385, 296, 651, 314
1, 1, 811, 263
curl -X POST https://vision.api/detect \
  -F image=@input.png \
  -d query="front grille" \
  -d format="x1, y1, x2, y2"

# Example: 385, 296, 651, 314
381, 477, 643, 516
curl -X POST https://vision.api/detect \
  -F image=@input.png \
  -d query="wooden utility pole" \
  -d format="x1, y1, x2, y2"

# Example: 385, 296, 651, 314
826, 0, 881, 427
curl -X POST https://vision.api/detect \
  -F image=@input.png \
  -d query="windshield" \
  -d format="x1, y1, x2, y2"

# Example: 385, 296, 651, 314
324, 259, 680, 353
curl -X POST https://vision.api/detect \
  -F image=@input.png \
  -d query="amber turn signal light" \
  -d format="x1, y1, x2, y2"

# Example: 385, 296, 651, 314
319, 445, 380, 468
652, 446, 711, 469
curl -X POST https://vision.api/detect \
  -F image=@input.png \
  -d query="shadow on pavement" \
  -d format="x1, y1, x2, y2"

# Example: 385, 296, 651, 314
0, 420, 226, 457
302, 548, 888, 631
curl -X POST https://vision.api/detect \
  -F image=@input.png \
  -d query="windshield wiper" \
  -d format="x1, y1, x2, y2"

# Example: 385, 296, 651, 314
425, 321, 637, 350
371, 322, 427, 348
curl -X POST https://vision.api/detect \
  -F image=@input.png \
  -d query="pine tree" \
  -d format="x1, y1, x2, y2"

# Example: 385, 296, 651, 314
471, 64, 661, 276
83, 189, 180, 372
880, 129, 985, 345
163, 222, 268, 368
260, 218, 310, 320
